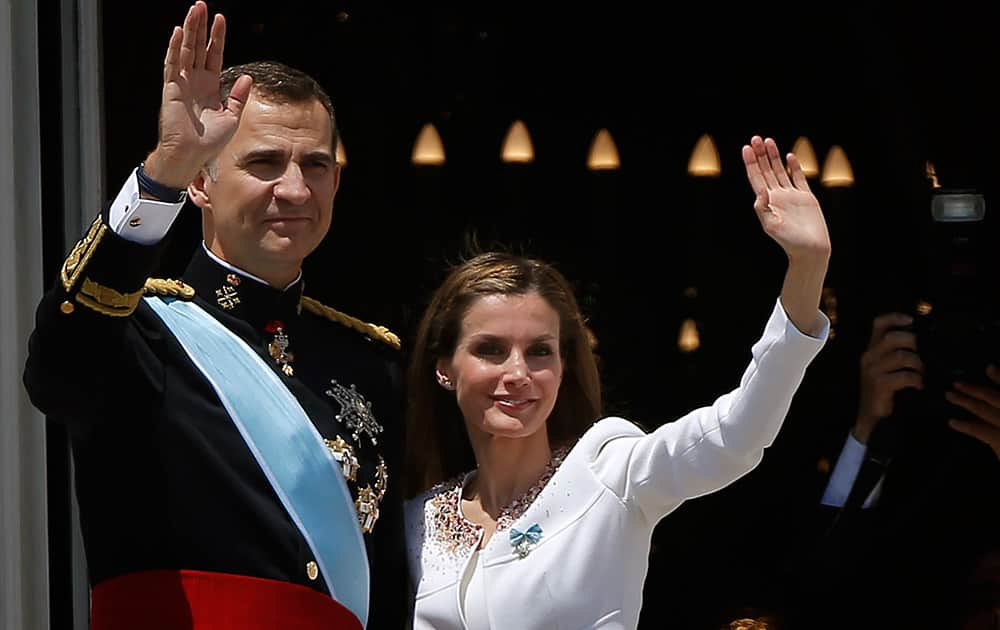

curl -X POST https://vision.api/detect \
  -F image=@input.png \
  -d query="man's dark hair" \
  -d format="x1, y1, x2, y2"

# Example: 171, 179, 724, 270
220, 61, 338, 151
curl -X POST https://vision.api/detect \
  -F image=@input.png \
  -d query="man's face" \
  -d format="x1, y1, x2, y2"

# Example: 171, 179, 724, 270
192, 91, 340, 284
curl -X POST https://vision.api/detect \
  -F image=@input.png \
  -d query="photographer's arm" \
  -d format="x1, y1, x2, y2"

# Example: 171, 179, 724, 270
947, 365, 1000, 460
821, 313, 924, 507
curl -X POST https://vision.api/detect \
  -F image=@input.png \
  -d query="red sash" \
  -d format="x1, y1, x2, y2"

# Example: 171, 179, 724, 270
90, 570, 363, 630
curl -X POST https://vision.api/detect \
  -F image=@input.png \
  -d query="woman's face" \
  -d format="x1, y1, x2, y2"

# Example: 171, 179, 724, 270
437, 291, 564, 442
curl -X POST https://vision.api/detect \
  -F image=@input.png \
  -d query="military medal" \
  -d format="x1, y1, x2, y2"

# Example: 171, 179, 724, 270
325, 380, 383, 445
356, 486, 380, 533
373, 456, 388, 500
324, 435, 360, 481
265, 320, 295, 377
215, 274, 241, 310
323, 382, 388, 533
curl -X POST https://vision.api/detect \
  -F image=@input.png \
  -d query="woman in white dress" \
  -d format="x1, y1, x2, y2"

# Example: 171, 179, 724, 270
403, 136, 832, 630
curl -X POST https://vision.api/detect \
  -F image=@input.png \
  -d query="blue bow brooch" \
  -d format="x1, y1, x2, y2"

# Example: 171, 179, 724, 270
509, 523, 543, 558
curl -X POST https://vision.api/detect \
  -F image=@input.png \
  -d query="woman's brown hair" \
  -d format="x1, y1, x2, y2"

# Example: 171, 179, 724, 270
404, 252, 602, 497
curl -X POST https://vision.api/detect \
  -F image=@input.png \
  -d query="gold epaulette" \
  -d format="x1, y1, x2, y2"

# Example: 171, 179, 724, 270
61, 215, 107, 292
143, 278, 196, 300
300, 296, 401, 350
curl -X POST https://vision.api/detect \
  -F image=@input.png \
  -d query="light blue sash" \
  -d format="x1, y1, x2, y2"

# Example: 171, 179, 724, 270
145, 296, 370, 627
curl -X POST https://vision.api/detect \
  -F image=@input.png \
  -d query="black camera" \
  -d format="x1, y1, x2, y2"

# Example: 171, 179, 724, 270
909, 189, 1000, 418
850, 190, 998, 504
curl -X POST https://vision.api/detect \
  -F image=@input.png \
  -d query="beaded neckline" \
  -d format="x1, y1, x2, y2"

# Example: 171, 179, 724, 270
493, 447, 567, 530
428, 446, 569, 554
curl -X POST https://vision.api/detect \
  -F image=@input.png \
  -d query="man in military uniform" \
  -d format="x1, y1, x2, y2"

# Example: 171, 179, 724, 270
22, 3, 405, 628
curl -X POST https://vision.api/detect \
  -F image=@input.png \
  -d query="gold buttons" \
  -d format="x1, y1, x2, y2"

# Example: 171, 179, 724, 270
306, 561, 319, 581
60, 301, 75, 314
128, 217, 143, 227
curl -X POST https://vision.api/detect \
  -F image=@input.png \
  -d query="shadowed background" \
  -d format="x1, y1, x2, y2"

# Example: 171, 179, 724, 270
37, 1, 999, 627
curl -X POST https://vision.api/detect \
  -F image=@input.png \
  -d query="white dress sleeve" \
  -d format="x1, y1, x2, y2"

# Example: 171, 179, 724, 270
590, 298, 829, 523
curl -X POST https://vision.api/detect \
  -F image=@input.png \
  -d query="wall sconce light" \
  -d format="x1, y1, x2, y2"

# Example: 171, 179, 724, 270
587, 128, 621, 171
925, 160, 942, 189
411, 123, 446, 166
677, 318, 701, 353
687, 133, 721, 177
501, 120, 535, 163
791, 136, 819, 178
820, 145, 854, 187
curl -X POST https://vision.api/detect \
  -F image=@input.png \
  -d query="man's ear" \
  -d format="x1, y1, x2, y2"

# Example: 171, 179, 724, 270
332, 162, 342, 196
188, 169, 211, 211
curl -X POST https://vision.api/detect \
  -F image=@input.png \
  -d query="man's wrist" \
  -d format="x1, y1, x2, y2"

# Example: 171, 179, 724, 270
141, 148, 203, 190
851, 418, 877, 444
137, 162, 187, 202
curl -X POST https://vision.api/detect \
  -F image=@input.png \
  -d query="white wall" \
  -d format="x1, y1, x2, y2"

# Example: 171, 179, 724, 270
1, 0, 103, 626
0, 0, 49, 628
60, 0, 104, 623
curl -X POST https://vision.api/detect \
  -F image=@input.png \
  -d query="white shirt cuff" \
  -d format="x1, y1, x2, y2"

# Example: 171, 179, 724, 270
820, 432, 883, 508
107, 167, 186, 245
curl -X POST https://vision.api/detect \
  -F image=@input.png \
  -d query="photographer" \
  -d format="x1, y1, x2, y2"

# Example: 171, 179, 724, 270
805, 311, 1000, 629
823, 312, 999, 510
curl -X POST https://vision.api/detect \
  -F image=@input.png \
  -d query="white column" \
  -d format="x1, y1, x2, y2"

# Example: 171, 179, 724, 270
0, 0, 49, 628
60, 0, 106, 626
63, 0, 106, 239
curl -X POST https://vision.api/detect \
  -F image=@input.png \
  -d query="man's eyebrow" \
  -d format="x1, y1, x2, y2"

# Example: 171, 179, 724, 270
301, 150, 335, 163
239, 148, 287, 162
238, 148, 335, 164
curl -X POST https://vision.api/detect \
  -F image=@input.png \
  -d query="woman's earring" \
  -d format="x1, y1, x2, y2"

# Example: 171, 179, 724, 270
436, 371, 455, 390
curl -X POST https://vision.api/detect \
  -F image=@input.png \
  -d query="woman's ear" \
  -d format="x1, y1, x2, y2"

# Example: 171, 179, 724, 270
434, 360, 455, 391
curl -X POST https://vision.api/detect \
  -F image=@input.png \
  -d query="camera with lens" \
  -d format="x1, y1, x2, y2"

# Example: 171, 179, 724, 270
905, 189, 1000, 420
